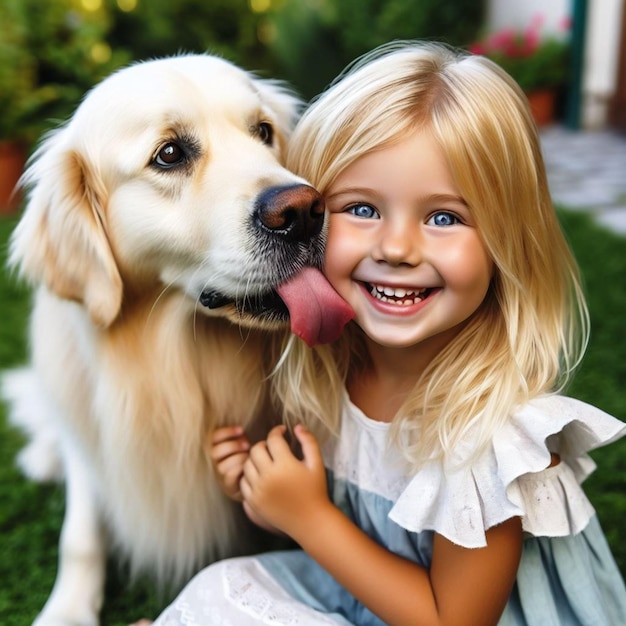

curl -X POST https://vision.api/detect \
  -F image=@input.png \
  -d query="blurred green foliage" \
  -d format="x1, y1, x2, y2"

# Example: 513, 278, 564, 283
0, 0, 486, 145
0, 0, 127, 142
0, 0, 273, 145
106, 0, 274, 73
267, 0, 486, 98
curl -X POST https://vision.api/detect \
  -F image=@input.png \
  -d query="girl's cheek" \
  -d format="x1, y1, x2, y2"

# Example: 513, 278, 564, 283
323, 220, 347, 266
323, 229, 356, 291
322, 247, 344, 285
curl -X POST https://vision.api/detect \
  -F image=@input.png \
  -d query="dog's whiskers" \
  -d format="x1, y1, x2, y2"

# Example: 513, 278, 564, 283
239, 274, 259, 347
147, 272, 186, 329
193, 257, 220, 341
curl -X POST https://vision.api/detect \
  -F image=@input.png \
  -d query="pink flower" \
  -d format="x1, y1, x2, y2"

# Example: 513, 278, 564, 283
470, 12, 571, 61
521, 29, 540, 55
468, 12, 571, 91
489, 27, 516, 51
528, 13, 546, 32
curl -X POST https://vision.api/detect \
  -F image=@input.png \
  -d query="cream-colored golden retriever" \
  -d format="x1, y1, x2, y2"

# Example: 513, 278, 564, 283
2, 54, 351, 626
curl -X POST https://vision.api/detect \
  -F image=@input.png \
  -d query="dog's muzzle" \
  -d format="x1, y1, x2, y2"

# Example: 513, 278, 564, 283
253, 184, 324, 241
199, 183, 326, 314
197, 182, 356, 345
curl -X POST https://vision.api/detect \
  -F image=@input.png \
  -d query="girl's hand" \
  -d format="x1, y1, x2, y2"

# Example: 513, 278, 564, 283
241, 424, 331, 540
209, 426, 250, 501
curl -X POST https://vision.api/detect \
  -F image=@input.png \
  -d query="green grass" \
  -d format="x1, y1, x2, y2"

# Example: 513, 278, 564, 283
1, 208, 625, 625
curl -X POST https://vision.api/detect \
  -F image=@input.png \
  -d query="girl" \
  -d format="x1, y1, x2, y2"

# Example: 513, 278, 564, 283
147, 41, 626, 625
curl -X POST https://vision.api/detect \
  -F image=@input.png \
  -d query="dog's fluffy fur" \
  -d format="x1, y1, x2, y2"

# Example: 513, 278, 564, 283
2, 54, 325, 626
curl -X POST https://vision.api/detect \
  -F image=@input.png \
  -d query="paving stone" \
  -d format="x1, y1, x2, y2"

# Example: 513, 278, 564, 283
540, 126, 626, 237
595, 206, 626, 235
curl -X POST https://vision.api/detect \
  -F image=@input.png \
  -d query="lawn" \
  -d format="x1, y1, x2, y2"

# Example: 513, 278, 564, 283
1, 208, 625, 625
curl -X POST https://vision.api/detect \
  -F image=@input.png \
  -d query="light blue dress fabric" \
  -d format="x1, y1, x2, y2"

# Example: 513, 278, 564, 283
152, 395, 626, 625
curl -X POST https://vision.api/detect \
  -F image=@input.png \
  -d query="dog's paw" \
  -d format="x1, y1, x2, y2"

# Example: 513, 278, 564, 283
33, 603, 99, 626
32, 578, 101, 626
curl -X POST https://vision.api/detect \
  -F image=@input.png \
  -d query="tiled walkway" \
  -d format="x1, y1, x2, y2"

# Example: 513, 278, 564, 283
540, 126, 626, 235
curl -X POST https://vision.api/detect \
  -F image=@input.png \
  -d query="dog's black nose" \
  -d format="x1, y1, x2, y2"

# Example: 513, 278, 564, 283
254, 184, 324, 241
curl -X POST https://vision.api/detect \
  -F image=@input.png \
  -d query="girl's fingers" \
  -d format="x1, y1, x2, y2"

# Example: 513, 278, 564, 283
294, 424, 323, 471
248, 438, 273, 469
240, 475, 252, 501
210, 435, 249, 463
211, 425, 244, 445
243, 454, 261, 485
266, 424, 290, 458
216, 451, 248, 476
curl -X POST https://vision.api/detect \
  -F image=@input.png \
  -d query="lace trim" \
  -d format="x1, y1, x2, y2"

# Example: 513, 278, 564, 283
164, 577, 230, 626
223, 560, 339, 625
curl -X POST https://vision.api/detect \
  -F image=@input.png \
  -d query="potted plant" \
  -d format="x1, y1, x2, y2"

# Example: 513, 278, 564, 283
0, 0, 126, 213
469, 14, 571, 125
0, 10, 37, 213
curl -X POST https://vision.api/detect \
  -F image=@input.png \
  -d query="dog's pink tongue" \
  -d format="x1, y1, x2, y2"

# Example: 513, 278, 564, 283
277, 267, 354, 347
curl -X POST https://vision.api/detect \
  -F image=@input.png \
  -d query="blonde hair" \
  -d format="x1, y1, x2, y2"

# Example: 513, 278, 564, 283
274, 41, 589, 467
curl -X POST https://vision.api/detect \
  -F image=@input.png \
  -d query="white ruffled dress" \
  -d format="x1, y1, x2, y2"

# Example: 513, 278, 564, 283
153, 395, 626, 625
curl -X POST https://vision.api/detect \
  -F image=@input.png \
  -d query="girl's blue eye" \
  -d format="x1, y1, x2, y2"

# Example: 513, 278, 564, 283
348, 204, 379, 219
429, 212, 459, 227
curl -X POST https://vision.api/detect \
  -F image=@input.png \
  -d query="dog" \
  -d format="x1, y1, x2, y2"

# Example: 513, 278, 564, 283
2, 54, 352, 626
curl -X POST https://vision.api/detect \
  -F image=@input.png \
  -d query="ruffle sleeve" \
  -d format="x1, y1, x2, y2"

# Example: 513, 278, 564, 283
388, 395, 625, 548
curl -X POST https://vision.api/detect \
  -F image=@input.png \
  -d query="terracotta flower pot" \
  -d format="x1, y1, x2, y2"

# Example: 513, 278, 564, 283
0, 140, 27, 214
526, 89, 557, 127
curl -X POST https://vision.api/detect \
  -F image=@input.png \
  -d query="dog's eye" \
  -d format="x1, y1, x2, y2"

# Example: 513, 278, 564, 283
257, 122, 274, 146
154, 142, 185, 168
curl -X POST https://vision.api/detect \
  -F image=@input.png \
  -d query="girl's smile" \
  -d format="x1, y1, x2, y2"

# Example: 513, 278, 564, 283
360, 281, 438, 314
324, 129, 493, 353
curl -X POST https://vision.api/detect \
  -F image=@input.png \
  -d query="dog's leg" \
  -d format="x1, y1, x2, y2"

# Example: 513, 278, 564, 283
34, 439, 105, 626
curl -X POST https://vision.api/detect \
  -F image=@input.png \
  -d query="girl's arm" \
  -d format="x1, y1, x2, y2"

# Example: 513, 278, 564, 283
241, 425, 523, 626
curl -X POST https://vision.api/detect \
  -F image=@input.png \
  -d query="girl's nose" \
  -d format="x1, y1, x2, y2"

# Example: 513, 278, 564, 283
375, 221, 422, 267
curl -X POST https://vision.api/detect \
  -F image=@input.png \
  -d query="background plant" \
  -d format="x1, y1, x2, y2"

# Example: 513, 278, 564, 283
267, 0, 486, 99
106, 0, 274, 75
0, 0, 126, 143
0, 0, 488, 145
469, 14, 571, 92
0, 0, 274, 147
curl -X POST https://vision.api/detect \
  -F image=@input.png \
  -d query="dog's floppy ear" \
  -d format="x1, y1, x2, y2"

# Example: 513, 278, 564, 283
9, 129, 123, 328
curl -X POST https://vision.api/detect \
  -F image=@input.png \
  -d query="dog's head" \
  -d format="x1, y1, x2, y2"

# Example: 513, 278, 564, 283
9, 54, 329, 331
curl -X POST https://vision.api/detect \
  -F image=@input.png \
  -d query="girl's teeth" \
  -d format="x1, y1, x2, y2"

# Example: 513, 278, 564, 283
382, 286, 412, 298
370, 284, 428, 304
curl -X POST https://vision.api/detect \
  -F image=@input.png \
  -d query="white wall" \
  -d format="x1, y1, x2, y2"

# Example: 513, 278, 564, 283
582, 0, 624, 128
486, 0, 624, 129
487, 0, 570, 34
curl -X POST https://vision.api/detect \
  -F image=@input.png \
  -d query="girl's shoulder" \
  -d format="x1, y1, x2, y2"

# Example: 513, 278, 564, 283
389, 395, 625, 548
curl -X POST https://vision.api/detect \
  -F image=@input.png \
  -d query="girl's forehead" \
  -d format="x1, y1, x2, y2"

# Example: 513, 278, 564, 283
326, 129, 464, 205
